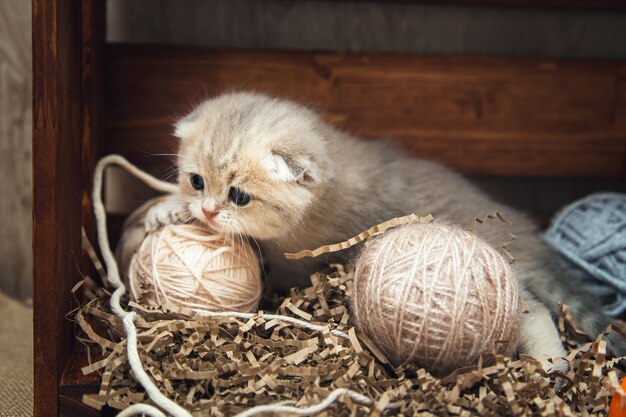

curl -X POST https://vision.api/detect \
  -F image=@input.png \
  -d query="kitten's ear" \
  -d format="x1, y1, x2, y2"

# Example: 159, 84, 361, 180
173, 110, 200, 138
174, 120, 193, 138
262, 151, 323, 187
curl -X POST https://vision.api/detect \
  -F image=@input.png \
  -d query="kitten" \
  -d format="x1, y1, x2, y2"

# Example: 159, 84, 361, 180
141, 91, 624, 366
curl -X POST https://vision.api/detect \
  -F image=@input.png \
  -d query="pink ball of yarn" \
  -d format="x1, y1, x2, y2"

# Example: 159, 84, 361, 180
352, 222, 522, 375
129, 224, 262, 313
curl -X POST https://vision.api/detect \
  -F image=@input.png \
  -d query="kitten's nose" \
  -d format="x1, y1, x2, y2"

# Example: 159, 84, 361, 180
202, 208, 218, 220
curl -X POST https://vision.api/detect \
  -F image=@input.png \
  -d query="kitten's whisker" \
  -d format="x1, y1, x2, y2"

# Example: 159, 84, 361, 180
236, 220, 268, 282
160, 167, 180, 183
151, 154, 178, 157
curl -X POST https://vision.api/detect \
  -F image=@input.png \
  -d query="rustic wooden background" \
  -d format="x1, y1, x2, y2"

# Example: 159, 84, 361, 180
105, 0, 626, 227
107, 0, 626, 59
0, 0, 32, 300
2, 1, 626, 299
0, 2, 33, 414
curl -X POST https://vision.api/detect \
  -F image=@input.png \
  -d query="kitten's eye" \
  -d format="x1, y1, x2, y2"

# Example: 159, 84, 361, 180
229, 187, 251, 206
190, 174, 204, 190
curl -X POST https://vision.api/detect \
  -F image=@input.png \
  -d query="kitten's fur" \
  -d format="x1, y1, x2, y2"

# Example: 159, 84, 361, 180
143, 92, 624, 365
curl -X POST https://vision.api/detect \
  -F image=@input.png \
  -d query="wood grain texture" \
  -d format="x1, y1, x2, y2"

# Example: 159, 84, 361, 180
32, 1, 83, 416
0, 0, 32, 299
107, 0, 626, 60
80, 0, 105, 287
385, 0, 626, 10
104, 45, 626, 178
475, 177, 626, 226
104, 0, 626, 219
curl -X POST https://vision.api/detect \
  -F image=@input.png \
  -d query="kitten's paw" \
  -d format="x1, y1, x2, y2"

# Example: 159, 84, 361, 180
145, 205, 173, 232
543, 356, 569, 374
542, 357, 570, 392
144, 197, 186, 232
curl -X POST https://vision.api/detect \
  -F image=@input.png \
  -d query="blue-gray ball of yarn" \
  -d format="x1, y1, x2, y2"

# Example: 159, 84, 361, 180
544, 192, 626, 317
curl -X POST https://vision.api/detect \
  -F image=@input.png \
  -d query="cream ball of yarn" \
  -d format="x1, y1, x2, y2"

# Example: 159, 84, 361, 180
352, 222, 522, 375
129, 224, 262, 313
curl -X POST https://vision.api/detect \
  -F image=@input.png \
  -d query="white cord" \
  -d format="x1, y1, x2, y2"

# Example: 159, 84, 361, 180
92, 154, 373, 417
93, 155, 192, 417
234, 388, 373, 417
116, 403, 167, 417
193, 310, 350, 340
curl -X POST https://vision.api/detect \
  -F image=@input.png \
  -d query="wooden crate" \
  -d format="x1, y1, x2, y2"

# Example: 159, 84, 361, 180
32, 1, 626, 416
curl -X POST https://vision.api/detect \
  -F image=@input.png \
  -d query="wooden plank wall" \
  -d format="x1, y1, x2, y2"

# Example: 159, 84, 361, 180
105, 0, 626, 221
404, 0, 626, 10
0, 0, 32, 299
0, 4, 33, 406
107, 0, 626, 60
104, 45, 626, 178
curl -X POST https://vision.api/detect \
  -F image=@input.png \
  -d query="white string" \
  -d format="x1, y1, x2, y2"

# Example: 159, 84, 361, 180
234, 388, 373, 417
116, 403, 167, 417
93, 155, 192, 417
193, 310, 350, 340
92, 154, 372, 417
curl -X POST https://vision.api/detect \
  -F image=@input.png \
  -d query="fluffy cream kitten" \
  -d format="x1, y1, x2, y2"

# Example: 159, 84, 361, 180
140, 92, 623, 366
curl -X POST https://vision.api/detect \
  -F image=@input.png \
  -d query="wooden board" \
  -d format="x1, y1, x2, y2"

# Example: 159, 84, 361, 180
32, 1, 83, 416
80, 0, 105, 299
59, 344, 101, 417
403, 0, 626, 10
105, 45, 626, 178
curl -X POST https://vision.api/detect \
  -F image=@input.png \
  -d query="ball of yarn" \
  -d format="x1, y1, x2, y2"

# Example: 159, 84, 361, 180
129, 224, 262, 313
352, 222, 522, 375
544, 192, 626, 317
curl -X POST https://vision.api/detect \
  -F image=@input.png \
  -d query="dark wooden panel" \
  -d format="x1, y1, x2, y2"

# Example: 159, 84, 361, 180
80, 0, 105, 289
32, 0, 83, 416
59, 389, 102, 417
107, 0, 626, 61
105, 45, 626, 178
474, 176, 626, 227
59, 343, 101, 416
402, 0, 626, 10
81, 0, 104, 230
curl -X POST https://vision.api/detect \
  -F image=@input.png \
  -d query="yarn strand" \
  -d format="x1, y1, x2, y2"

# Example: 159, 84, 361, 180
234, 388, 373, 417
93, 155, 193, 417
